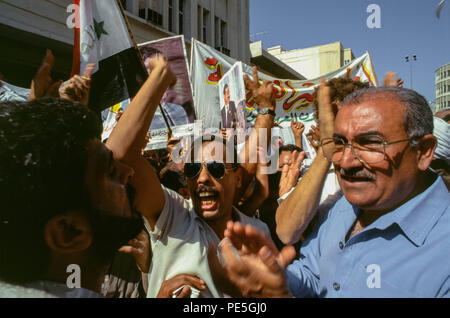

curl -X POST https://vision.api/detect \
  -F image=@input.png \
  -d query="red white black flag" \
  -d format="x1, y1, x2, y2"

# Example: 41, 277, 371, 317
72, 0, 147, 111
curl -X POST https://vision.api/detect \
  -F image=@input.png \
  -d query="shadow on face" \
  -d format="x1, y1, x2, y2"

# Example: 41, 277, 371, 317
186, 140, 241, 221
333, 97, 422, 212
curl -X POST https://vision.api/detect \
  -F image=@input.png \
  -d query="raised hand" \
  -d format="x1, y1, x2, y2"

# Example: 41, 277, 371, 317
118, 230, 151, 273
244, 66, 275, 111
148, 55, 177, 88
29, 49, 62, 100
279, 150, 305, 198
156, 274, 206, 298
307, 125, 321, 151
58, 64, 95, 106
142, 132, 151, 151
291, 119, 305, 149
166, 130, 181, 161
383, 71, 404, 87
208, 222, 296, 298
317, 79, 334, 141
291, 119, 305, 139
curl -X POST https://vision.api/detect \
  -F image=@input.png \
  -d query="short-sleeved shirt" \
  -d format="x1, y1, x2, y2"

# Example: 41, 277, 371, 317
145, 187, 271, 298
286, 174, 450, 298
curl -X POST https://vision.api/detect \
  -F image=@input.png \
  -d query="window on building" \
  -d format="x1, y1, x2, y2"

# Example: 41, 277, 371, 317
221, 20, 227, 49
215, 17, 220, 48
179, 0, 184, 34
138, 0, 146, 18
137, 0, 163, 26
203, 9, 209, 44
168, 0, 173, 32
198, 6, 202, 41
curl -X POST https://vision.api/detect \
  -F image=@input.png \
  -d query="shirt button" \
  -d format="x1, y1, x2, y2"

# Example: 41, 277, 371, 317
339, 242, 344, 249
333, 283, 340, 291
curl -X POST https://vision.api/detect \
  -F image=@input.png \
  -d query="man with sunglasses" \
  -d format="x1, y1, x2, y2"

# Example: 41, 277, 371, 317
209, 86, 450, 298
107, 64, 273, 297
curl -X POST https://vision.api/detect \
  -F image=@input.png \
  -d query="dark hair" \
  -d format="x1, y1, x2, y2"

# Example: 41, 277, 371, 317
160, 164, 187, 192
312, 77, 370, 122
343, 87, 434, 147
0, 98, 102, 283
279, 144, 302, 154
223, 84, 229, 96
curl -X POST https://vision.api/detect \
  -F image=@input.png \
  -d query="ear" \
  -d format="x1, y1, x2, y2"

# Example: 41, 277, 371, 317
233, 167, 243, 189
44, 210, 93, 254
416, 134, 437, 171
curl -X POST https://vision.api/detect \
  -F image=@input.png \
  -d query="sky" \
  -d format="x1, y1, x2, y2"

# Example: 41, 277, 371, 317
249, 0, 450, 107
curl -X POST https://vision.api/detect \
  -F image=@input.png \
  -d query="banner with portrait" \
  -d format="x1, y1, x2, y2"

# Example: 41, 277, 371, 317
190, 38, 378, 132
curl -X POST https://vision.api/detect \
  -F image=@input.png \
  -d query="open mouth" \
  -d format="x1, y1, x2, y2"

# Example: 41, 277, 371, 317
197, 190, 219, 211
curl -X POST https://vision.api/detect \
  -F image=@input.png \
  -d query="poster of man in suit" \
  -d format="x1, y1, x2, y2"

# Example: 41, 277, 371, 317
221, 83, 237, 128
219, 62, 246, 136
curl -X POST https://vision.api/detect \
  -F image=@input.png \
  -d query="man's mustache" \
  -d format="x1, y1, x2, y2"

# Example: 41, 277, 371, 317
195, 184, 218, 195
339, 167, 376, 181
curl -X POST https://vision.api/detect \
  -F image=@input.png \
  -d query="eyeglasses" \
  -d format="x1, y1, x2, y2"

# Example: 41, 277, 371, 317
184, 161, 236, 180
321, 135, 414, 165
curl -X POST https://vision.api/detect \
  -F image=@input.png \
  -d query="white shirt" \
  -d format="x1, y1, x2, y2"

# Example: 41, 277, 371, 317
145, 187, 271, 298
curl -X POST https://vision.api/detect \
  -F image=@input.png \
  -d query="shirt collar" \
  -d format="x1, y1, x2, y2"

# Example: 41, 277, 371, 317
349, 174, 449, 247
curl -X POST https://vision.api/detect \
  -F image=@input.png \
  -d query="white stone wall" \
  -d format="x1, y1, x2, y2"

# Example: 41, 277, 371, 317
269, 46, 321, 79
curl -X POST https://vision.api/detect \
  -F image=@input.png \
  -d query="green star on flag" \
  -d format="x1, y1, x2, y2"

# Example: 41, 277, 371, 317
93, 18, 108, 40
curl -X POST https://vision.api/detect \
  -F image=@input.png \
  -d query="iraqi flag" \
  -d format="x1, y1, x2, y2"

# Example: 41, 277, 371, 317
72, 0, 148, 112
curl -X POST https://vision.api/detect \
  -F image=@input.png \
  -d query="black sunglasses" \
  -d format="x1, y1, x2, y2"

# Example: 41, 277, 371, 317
184, 161, 236, 180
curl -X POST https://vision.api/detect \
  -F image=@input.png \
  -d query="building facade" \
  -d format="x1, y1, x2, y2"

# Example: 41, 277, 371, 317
267, 41, 355, 79
435, 62, 450, 112
0, 0, 250, 87
249, 41, 305, 80
121, 0, 250, 62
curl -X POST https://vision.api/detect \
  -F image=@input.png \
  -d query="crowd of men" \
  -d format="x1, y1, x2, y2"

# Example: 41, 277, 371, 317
0, 50, 449, 298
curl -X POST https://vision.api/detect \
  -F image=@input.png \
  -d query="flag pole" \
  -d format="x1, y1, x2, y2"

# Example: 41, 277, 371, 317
115, 0, 173, 136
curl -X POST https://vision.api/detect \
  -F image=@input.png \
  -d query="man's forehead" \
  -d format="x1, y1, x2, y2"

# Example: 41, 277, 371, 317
336, 97, 406, 137
190, 140, 229, 161
279, 151, 293, 160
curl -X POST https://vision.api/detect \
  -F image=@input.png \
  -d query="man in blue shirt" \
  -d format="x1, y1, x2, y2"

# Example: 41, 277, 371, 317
210, 86, 450, 298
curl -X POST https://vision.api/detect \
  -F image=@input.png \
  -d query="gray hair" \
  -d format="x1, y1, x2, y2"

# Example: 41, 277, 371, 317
342, 87, 434, 147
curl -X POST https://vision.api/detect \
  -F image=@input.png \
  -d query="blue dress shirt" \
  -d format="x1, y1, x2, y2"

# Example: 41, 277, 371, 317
286, 174, 450, 297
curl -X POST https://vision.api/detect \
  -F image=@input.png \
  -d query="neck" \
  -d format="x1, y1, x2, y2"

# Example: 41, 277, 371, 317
207, 207, 236, 240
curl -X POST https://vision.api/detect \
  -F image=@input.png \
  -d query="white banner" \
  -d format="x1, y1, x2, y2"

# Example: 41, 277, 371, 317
0, 81, 29, 102
190, 39, 378, 131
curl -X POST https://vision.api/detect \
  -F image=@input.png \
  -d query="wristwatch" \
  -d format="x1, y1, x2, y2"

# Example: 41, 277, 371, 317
258, 108, 276, 116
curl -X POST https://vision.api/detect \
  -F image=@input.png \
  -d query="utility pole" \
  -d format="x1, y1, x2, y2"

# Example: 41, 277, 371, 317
405, 55, 417, 89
